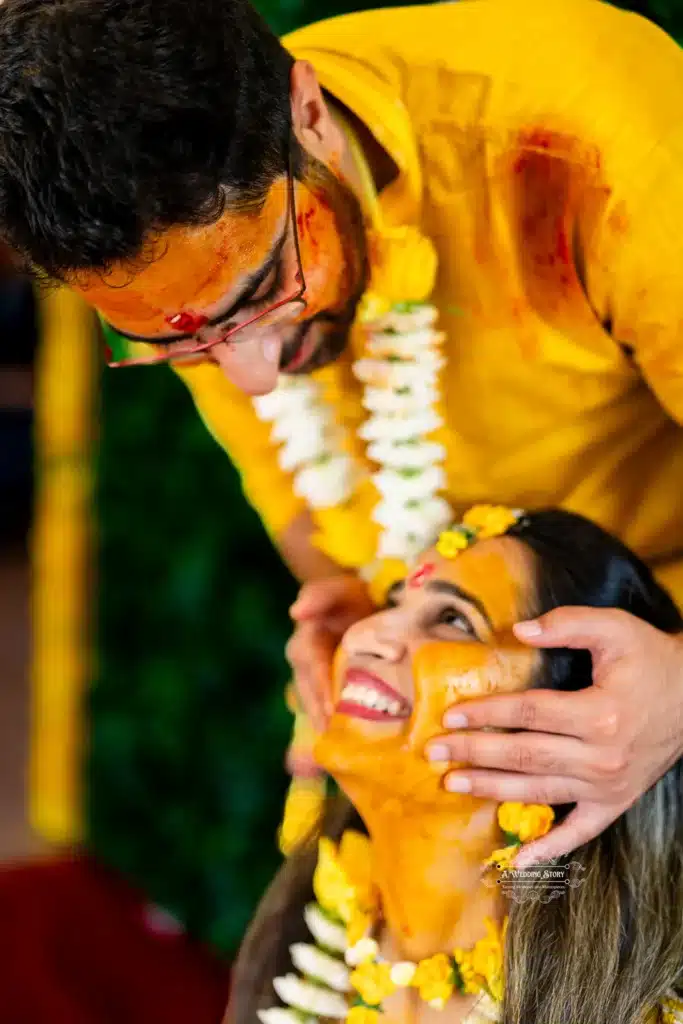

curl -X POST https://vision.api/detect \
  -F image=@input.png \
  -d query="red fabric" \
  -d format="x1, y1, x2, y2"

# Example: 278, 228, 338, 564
0, 856, 231, 1024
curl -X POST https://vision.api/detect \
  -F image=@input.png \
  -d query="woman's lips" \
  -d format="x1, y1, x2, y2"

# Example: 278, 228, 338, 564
337, 668, 411, 722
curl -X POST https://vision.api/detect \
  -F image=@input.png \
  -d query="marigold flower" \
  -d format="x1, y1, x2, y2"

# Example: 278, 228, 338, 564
436, 529, 469, 559
312, 832, 377, 926
278, 778, 325, 857
347, 1007, 381, 1024
411, 953, 455, 1004
367, 226, 438, 305
346, 908, 374, 948
518, 804, 555, 842
313, 839, 358, 924
350, 961, 396, 1006
462, 505, 519, 539
481, 844, 520, 872
470, 918, 506, 1002
338, 831, 376, 907
452, 949, 480, 995
497, 801, 525, 836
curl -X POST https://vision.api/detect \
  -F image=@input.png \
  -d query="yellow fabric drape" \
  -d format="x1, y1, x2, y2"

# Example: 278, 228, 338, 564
30, 286, 97, 843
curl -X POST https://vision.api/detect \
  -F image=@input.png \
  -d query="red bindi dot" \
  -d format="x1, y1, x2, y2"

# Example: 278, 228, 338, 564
165, 310, 208, 333
408, 563, 435, 589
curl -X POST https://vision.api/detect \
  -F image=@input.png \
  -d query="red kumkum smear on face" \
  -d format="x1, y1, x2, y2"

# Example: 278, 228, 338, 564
165, 310, 209, 333
408, 563, 435, 589
297, 206, 321, 252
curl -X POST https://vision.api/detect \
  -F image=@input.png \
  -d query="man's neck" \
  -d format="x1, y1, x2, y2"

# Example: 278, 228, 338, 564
326, 96, 398, 206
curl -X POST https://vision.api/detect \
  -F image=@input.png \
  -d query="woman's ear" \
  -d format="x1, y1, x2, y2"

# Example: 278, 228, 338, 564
290, 60, 343, 165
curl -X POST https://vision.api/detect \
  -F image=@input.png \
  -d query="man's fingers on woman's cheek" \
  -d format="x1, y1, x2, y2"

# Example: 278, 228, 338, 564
428, 730, 592, 780
443, 770, 587, 805
444, 689, 591, 737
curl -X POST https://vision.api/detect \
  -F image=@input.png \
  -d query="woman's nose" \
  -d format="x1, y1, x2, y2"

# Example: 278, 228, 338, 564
343, 614, 407, 663
209, 331, 283, 395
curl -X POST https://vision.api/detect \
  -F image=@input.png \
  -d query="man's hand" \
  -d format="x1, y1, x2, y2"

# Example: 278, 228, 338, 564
426, 607, 683, 866
286, 574, 376, 732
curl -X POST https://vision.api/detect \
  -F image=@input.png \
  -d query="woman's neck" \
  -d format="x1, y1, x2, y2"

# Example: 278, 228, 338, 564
343, 779, 506, 963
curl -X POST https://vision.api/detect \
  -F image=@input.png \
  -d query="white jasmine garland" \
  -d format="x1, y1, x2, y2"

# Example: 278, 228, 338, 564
344, 937, 379, 967
390, 962, 417, 987
257, 1009, 315, 1024
303, 903, 348, 954
290, 943, 351, 992
272, 974, 349, 1019
253, 378, 357, 510
252, 301, 452, 567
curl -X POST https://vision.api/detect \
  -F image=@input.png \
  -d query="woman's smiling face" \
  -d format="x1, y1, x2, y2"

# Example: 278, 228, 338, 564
315, 536, 542, 800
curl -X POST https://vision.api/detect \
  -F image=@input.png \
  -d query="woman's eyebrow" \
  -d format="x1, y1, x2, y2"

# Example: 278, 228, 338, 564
108, 222, 289, 344
424, 579, 494, 630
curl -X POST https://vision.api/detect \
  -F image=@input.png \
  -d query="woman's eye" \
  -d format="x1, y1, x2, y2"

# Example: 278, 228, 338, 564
435, 606, 476, 637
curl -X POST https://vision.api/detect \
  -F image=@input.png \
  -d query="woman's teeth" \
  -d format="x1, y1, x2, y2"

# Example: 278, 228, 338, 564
339, 683, 406, 717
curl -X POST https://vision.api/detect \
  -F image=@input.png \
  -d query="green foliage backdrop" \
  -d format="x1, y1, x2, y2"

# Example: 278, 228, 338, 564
87, 0, 683, 958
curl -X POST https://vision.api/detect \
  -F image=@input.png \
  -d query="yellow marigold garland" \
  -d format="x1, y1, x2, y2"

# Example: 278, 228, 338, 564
306, 831, 508, 1012
265, 826, 680, 1023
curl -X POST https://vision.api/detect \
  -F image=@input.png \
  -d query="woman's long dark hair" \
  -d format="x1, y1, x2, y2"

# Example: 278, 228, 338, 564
229, 510, 683, 1024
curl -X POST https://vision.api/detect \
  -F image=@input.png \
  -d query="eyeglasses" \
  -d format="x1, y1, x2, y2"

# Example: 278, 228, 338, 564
104, 146, 307, 368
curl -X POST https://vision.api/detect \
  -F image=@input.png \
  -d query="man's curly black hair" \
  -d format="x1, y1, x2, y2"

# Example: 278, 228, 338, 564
0, 0, 295, 278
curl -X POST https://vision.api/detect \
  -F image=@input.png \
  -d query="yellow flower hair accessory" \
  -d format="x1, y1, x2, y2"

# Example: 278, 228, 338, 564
437, 505, 524, 560
482, 802, 555, 872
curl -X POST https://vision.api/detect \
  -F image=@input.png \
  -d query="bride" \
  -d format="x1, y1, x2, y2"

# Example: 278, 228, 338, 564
227, 507, 683, 1024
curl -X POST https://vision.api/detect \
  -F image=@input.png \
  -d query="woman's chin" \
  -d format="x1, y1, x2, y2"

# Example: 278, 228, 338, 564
314, 718, 447, 806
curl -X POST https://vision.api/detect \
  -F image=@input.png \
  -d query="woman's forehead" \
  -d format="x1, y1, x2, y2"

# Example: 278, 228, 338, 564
70, 182, 288, 335
415, 537, 534, 630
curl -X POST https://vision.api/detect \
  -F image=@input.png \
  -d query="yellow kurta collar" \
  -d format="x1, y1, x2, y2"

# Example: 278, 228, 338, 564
284, 33, 422, 227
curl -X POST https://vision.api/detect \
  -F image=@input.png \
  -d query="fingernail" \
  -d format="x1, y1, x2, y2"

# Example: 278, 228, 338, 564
426, 744, 451, 763
444, 711, 468, 729
444, 775, 472, 793
514, 620, 543, 638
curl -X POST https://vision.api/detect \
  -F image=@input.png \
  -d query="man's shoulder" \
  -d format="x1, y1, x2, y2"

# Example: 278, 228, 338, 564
285, 0, 683, 181
283, 0, 677, 63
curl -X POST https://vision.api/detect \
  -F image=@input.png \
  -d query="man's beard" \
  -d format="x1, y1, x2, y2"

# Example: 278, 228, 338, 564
280, 153, 369, 375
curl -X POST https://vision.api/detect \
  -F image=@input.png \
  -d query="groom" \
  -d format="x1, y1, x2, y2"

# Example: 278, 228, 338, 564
1, 0, 683, 863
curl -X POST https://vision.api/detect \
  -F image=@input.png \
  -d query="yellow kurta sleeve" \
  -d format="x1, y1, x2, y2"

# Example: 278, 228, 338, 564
171, 361, 305, 541
582, 125, 683, 605
585, 127, 683, 426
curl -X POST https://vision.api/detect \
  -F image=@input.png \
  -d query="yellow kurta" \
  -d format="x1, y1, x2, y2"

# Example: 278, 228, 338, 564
174, 0, 683, 602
